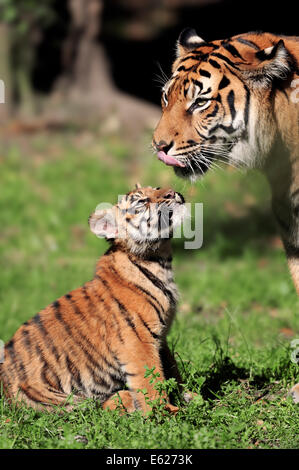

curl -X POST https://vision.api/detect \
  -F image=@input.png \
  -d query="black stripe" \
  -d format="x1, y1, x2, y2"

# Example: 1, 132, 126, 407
80, 289, 115, 361
6, 339, 27, 381
64, 294, 82, 315
218, 75, 230, 90
208, 122, 236, 136
139, 317, 159, 340
87, 364, 112, 390
110, 264, 166, 314
206, 103, 219, 119
191, 79, 203, 89
236, 37, 260, 50
222, 43, 244, 60
91, 286, 125, 344
128, 257, 176, 305
53, 299, 118, 373
179, 54, 202, 63
211, 52, 240, 69
33, 310, 60, 361
199, 69, 211, 78
66, 355, 85, 392
209, 59, 221, 69
82, 285, 96, 315
20, 384, 55, 405
132, 284, 165, 325
32, 313, 41, 324
201, 87, 212, 95
19, 385, 45, 404
244, 85, 250, 126
95, 274, 142, 341
111, 263, 167, 327
34, 343, 61, 391
5, 339, 15, 361
114, 297, 142, 341
177, 65, 195, 72
22, 328, 31, 352
41, 361, 63, 392
127, 218, 139, 230
176, 143, 198, 151
223, 63, 251, 126
227, 90, 236, 121
195, 128, 208, 140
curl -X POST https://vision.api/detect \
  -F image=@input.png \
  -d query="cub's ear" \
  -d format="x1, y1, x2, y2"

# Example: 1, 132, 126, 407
242, 40, 291, 86
89, 209, 118, 239
176, 28, 205, 57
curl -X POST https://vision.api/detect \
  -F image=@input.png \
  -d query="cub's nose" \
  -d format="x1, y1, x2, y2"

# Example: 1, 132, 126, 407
163, 189, 176, 199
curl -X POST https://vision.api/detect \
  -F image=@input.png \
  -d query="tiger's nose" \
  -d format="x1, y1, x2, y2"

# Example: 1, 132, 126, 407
155, 140, 174, 154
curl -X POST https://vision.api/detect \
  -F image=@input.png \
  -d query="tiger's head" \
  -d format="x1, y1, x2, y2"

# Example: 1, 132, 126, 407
89, 184, 186, 255
153, 29, 294, 181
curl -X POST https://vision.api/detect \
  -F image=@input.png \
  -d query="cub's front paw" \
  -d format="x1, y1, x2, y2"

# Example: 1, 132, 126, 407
164, 403, 179, 414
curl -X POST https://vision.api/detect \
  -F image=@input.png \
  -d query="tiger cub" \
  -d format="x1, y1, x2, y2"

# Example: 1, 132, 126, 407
0, 184, 187, 413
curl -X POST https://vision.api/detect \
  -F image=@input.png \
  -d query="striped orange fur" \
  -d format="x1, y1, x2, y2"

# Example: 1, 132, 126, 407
153, 30, 299, 294
0, 185, 187, 413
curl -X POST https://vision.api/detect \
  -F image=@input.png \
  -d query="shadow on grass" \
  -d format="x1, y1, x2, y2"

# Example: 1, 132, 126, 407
196, 354, 292, 401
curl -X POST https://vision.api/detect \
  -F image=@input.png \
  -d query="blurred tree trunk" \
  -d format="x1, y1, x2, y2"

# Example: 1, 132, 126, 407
50, 0, 158, 132
0, 23, 12, 122
54, 0, 113, 103
12, 34, 36, 118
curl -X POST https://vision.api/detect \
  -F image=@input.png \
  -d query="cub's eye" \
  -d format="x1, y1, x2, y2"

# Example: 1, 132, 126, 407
127, 198, 149, 213
188, 98, 211, 113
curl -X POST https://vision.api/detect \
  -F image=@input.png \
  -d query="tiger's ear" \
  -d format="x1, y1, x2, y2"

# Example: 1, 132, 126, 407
176, 28, 205, 57
89, 209, 118, 239
242, 40, 291, 86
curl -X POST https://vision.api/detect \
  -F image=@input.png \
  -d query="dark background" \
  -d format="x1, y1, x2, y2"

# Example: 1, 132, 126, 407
33, 0, 299, 105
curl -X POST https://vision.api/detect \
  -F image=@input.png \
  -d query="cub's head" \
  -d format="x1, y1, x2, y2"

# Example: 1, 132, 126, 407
89, 184, 186, 255
153, 29, 293, 181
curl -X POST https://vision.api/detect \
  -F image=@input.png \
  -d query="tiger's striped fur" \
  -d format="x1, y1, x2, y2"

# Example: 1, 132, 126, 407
0, 185, 186, 413
153, 30, 299, 295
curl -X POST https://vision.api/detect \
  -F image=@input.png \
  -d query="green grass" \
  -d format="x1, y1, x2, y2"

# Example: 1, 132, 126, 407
0, 129, 298, 449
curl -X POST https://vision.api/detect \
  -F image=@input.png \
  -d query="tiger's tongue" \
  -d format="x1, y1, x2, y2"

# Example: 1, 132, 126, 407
157, 151, 185, 168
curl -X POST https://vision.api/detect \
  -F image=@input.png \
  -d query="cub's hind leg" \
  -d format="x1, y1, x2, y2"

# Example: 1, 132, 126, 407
6, 382, 82, 412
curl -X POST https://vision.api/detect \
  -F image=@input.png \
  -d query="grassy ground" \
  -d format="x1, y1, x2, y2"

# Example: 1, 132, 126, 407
0, 128, 298, 449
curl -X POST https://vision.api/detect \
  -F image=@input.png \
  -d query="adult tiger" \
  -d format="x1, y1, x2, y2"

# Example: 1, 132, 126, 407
153, 29, 299, 295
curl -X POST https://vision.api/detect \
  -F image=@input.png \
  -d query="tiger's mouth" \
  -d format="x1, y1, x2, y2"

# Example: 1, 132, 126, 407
157, 150, 213, 180
157, 151, 186, 168
174, 156, 211, 179
156, 138, 238, 181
